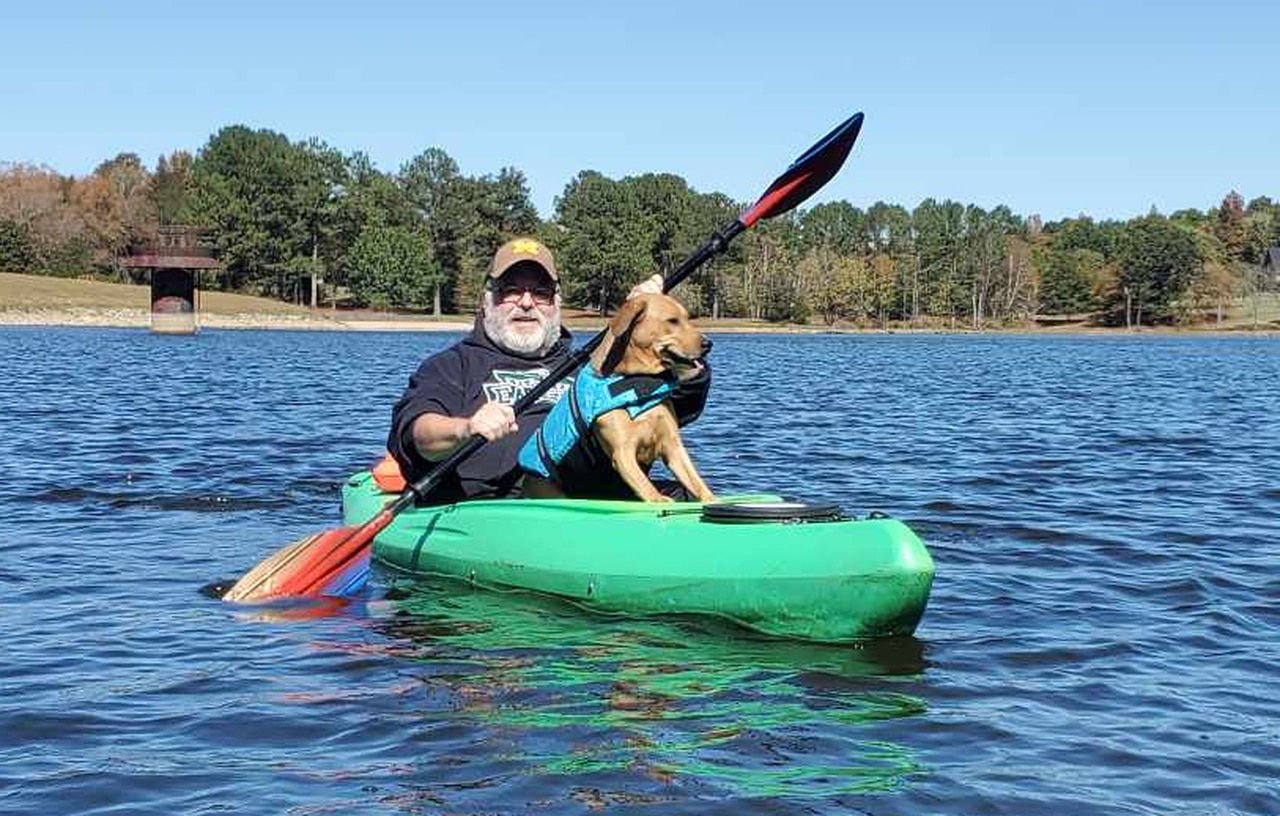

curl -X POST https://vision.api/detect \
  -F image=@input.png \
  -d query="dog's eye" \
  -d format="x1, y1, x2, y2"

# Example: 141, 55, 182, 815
666, 317, 680, 326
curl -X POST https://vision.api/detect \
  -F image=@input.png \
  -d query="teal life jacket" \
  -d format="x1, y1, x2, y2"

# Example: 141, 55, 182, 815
518, 365, 678, 481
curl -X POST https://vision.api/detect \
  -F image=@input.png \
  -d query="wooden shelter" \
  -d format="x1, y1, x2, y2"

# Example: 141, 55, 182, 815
122, 226, 220, 334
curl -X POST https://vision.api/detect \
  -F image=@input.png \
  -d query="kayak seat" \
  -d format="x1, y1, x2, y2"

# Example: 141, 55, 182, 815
372, 452, 408, 492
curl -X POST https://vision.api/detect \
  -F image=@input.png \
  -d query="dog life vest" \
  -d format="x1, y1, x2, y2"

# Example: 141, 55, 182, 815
518, 366, 679, 480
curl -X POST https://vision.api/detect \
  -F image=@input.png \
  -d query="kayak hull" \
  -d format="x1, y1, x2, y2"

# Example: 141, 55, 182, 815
342, 471, 934, 642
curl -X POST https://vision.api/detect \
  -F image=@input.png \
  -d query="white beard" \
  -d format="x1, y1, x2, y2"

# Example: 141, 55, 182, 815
482, 294, 562, 357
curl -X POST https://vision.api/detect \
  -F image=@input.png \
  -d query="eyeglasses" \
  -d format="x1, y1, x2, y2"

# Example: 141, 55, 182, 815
491, 282, 558, 306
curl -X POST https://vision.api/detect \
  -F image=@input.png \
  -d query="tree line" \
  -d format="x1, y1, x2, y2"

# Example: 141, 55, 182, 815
2, 124, 1277, 326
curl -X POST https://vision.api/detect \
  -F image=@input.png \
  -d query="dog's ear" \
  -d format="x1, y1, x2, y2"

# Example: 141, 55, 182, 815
600, 297, 648, 375
612, 296, 648, 332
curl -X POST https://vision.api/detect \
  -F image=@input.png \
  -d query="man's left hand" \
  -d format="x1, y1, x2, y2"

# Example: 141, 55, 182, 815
626, 274, 664, 300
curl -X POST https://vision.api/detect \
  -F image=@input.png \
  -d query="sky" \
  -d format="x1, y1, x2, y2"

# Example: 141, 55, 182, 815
2, 0, 1276, 223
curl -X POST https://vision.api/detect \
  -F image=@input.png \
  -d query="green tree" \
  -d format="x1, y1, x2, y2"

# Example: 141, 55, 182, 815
800, 250, 869, 325
865, 201, 913, 320
0, 219, 39, 272
962, 204, 1015, 328
457, 167, 540, 307
912, 198, 966, 324
1048, 216, 1121, 259
866, 252, 899, 326
187, 130, 348, 303
1037, 247, 1103, 314
152, 151, 194, 224
1213, 191, 1247, 263
800, 201, 865, 257
329, 153, 417, 303
865, 201, 912, 254
685, 190, 742, 318
1169, 208, 1209, 230
627, 173, 692, 276
346, 225, 439, 310
622, 173, 739, 316
1114, 215, 1202, 326
553, 171, 652, 313
289, 139, 349, 305
189, 126, 312, 293
399, 148, 473, 313
1243, 195, 1279, 252
1186, 259, 1239, 326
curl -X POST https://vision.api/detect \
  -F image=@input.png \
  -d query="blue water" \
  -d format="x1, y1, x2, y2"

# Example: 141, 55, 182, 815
3, 327, 1278, 815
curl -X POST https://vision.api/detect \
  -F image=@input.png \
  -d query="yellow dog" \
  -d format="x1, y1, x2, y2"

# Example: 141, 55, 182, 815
519, 293, 715, 503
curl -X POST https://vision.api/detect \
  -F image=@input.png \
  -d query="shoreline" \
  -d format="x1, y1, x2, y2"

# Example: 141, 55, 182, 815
3, 273, 1276, 336
0, 307, 472, 332
1, 306, 1277, 337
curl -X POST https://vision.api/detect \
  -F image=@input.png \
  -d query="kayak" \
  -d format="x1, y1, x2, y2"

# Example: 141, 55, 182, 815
342, 471, 934, 642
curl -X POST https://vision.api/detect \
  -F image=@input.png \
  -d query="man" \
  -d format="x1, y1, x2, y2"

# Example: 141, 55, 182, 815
387, 237, 710, 504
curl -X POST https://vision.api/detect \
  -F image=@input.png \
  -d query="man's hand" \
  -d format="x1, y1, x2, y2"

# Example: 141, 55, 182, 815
626, 274, 664, 300
413, 404, 517, 461
467, 401, 518, 442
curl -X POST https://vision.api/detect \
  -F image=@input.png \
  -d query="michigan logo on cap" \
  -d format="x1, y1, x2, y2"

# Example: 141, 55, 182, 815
491, 236, 559, 281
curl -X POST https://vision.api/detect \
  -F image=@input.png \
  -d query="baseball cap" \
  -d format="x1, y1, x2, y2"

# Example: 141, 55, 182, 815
488, 238, 558, 282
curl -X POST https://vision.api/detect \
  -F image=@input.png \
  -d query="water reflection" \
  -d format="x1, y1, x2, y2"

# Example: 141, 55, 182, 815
360, 578, 930, 799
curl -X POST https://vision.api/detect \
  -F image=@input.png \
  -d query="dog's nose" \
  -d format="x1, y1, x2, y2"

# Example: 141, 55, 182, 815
700, 336, 713, 357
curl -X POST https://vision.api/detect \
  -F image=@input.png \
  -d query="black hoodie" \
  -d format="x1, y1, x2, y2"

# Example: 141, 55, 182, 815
387, 318, 710, 504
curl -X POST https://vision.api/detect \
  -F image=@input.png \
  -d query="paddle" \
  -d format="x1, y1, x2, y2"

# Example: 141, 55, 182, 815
221, 111, 865, 603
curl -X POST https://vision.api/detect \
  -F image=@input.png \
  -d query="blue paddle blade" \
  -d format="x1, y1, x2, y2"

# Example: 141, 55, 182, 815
741, 112, 864, 227
322, 552, 372, 597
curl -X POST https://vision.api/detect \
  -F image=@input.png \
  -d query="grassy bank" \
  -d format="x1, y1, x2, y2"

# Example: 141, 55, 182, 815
2, 272, 1277, 333
0, 272, 317, 315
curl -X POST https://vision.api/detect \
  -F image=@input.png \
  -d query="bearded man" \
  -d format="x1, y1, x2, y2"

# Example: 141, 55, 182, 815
387, 238, 710, 504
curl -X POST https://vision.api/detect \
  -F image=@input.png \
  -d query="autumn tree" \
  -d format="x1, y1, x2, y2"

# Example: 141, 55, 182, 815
69, 153, 155, 264
0, 163, 91, 275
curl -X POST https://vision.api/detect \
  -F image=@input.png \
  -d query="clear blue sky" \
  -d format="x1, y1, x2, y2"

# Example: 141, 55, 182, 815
3, 0, 1276, 222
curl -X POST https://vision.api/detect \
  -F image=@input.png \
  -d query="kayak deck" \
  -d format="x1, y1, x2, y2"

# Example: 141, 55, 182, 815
342, 472, 934, 642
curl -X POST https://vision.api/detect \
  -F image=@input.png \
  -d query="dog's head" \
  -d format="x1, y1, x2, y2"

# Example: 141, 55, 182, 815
594, 293, 711, 379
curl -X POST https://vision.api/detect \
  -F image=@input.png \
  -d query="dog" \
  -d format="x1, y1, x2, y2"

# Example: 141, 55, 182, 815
518, 293, 715, 503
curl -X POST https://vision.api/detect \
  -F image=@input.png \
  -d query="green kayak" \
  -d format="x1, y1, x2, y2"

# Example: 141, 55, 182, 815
342, 471, 934, 642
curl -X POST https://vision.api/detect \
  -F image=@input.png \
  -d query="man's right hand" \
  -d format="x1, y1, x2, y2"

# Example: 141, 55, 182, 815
467, 401, 518, 441
412, 403, 518, 461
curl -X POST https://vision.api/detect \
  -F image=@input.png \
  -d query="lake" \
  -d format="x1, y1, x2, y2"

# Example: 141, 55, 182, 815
2, 326, 1278, 815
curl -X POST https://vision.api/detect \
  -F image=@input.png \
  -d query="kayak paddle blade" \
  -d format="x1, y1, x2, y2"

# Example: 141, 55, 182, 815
221, 521, 380, 602
740, 111, 864, 227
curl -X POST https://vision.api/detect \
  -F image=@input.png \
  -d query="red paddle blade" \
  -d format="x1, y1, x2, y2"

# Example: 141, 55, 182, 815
741, 112, 864, 227
222, 509, 392, 602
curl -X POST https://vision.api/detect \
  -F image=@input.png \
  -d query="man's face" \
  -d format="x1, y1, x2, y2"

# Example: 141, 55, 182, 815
482, 264, 562, 357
